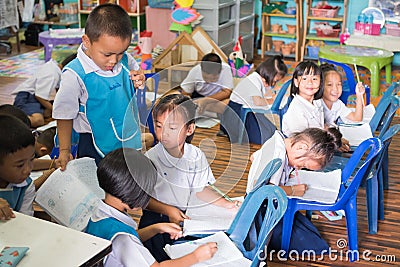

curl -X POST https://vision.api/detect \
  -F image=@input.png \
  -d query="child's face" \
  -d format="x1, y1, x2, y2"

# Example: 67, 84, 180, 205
0, 146, 35, 187
294, 70, 321, 100
82, 34, 131, 71
155, 110, 194, 154
202, 72, 220, 83
287, 141, 323, 171
323, 71, 342, 103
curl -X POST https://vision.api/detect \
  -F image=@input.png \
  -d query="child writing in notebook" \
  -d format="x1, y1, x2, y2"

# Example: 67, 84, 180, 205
53, 3, 146, 168
0, 115, 36, 219
86, 148, 217, 267
282, 61, 325, 137
247, 127, 342, 254
321, 63, 366, 126
220, 55, 288, 144
141, 94, 239, 261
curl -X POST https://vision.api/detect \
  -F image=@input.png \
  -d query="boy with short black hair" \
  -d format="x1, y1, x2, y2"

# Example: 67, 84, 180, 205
0, 115, 36, 220
35, 127, 57, 158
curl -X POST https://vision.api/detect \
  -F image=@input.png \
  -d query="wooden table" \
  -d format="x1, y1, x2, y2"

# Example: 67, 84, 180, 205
0, 212, 112, 266
318, 45, 394, 97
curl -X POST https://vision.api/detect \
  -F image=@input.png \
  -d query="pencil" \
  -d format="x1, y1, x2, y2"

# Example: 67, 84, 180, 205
354, 63, 360, 83
49, 156, 56, 170
208, 182, 234, 202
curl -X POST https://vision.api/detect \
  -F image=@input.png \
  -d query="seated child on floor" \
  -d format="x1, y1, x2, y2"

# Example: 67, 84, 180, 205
86, 148, 218, 267
12, 53, 77, 128
0, 115, 36, 219
219, 55, 287, 144
321, 63, 366, 126
247, 127, 342, 254
140, 94, 239, 261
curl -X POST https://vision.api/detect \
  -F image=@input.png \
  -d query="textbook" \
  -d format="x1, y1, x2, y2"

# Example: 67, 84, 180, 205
285, 169, 341, 204
183, 197, 242, 236
35, 158, 105, 231
339, 122, 373, 146
164, 231, 252, 267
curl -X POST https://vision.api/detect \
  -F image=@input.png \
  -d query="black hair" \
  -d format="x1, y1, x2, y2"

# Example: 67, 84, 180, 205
0, 104, 31, 128
290, 61, 324, 99
291, 127, 342, 167
0, 115, 35, 163
97, 148, 157, 209
153, 94, 197, 143
200, 53, 222, 75
37, 127, 57, 151
320, 62, 343, 82
61, 53, 77, 68
85, 3, 132, 43
255, 55, 288, 87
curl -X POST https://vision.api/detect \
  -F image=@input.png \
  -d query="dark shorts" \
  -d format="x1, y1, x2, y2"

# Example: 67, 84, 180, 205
13, 92, 43, 115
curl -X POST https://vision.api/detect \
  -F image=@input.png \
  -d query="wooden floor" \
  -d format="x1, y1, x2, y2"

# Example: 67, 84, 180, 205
1, 43, 399, 265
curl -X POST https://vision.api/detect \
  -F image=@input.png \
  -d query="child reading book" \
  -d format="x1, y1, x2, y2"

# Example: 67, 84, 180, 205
141, 94, 239, 261
85, 148, 218, 266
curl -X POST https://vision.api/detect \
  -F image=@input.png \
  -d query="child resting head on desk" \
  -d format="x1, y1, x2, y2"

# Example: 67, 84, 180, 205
140, 94, 239, 261
0, 115, 36, 220
85, 148, 218, 267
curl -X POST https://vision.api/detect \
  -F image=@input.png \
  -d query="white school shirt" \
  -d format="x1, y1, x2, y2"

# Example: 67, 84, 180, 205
7, 180, 35, 216
12, 59, 61, 101
180, 63, 234, 96
282, 94, 324, 137
52, 44, 140, 133
247, 131, 292, 193
322, 100, 352, 126
145, 143, 216, 211
90, 201, 156, 267
230, 72, 272, 108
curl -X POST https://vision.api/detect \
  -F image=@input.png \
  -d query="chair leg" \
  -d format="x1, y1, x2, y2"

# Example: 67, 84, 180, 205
382, 150, 389, 190
345, 197, 359, 262
366, 175, 378, 234
281, 202, 297, 256
378, 167, 385, 220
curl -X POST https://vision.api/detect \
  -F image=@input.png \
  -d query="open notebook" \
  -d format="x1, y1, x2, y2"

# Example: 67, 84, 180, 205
35, 158, 104, 231
285, 169, 342, 204
164, 231, 252, 267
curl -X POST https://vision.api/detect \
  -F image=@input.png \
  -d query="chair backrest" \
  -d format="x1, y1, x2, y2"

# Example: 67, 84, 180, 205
227, 185, 287, 266
50, 128, 80, 159
375, 124, 400, 172
370, 95, 399, 135
382, 82, 400, 99
319, 58, 370, 105
337, 138, 382, 205
271, 79, 292, 128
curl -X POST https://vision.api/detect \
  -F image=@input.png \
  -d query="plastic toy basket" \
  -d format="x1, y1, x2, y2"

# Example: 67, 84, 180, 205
316, 28, 340, 37
311, 7, 340, 18
386, 24, 400, 37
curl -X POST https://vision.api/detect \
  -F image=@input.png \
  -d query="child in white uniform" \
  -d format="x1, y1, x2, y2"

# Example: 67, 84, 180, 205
141, 94, 239, 261
86, 148, 217, 267
321, 63, 366, 126
282, 61, 324, 137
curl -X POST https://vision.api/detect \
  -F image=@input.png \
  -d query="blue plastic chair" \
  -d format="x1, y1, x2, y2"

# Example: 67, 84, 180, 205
238, 79, 292, 144
370, 95, 399, 135
319, 58, 371, 105
227, 185, 287, 266
136, 72, 160, 144
381, 81, 400, 99
281, 138, 382, 262
49, 129, 80, 159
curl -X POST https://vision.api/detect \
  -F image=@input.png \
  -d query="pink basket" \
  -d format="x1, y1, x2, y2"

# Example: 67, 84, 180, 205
386, 24, 400, 37
316, 28, 340, 37
364, 23, 381, 35
311, 7, 340, 18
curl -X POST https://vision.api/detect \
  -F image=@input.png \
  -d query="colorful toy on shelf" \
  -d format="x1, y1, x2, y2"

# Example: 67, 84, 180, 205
228, 36, 253, 78
137, 30, 153, 70
169, 0, 201, 34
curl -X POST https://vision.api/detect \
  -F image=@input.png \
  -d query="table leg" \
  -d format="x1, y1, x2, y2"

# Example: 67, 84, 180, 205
385, 63, 392, 85
45, 43, 53, 62
369, 62, 379, 97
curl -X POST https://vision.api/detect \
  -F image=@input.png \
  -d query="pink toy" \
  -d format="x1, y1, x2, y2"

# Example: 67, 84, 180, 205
137, 30, 153, 70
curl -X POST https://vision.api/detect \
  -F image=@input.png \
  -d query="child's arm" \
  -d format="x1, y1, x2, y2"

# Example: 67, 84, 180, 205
281, 184, 307, 197
146, 198, 189, 224
55, 119, 74, 171
0, 198, 15, 221
137, 223, 182, 242
196, 187, 240, 209
151, 243, 218, 267
345, 82, 365, 122
33, 158, 53, 171
33, 168, 55, 191
35, 95, 53, 111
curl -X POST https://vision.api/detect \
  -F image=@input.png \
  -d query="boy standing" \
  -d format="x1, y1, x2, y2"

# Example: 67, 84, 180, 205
12, 53, 77, 128
180, 53, 234, 114
0, 115, 36, 220
53, 4, 146, 169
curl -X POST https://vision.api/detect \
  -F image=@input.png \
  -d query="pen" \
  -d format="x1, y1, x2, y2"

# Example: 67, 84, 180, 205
208, 182, 234, 202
